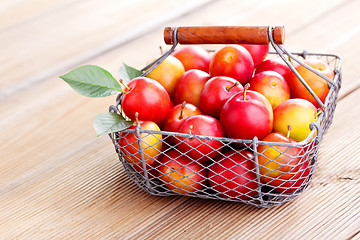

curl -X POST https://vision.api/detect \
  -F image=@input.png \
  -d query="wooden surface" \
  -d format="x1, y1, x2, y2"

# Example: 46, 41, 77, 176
1, 0, 360, 239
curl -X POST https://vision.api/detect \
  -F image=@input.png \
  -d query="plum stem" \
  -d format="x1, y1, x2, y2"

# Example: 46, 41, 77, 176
243, 83, 250, 100
179, 101, 186, 120
189, 125, 194, 141
188, 125, 194, 139
135, 112, 140, 125
119, 79, 131, 91
225, 81, 240, 92
159, 46, 163, 55
287, 125, 292, 138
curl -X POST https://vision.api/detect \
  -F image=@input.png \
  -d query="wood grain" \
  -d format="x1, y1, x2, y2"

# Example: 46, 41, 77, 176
0, 0, 359, 239
0, 0, 215, 98
164, 26, 285, 44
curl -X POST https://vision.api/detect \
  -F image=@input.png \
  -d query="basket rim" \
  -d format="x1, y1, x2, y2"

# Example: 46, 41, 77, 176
110, 50, 342, 149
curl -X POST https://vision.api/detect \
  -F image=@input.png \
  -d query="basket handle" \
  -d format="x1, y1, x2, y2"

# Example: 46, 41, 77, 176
164, 26, 285, 45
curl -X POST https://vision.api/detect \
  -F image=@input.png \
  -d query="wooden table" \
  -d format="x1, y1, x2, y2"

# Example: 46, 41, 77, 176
1, 0, 360, 239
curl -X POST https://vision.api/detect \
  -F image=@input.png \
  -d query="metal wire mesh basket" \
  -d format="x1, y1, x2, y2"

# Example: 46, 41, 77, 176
109, 26, 342, 208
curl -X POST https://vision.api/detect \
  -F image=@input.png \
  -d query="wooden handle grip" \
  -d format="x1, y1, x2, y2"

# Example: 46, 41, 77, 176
164, 26, 285, 45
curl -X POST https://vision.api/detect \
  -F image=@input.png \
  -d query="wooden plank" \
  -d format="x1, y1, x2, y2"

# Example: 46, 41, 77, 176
0, 140, 185, 239
1, 0, 359, 239
0, 0, 79, 31
1, 0, 353, 178
0, 0, 348, 99
2, 0, 352, 129
1, 82, 359, 239
0, 69, 358, 236
0, 0, 215, 99
278, 0, 360, 99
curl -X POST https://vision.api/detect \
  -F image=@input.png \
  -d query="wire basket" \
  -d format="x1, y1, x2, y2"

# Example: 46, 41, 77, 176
109, 26, 342, 208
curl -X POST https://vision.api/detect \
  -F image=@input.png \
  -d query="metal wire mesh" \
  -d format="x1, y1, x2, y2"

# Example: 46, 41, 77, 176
109, 43, 342, 208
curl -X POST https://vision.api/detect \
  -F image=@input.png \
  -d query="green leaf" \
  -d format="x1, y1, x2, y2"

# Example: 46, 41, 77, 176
93, 112, 133, 136
118, 63, 143, 84
60, 65, 123, 98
